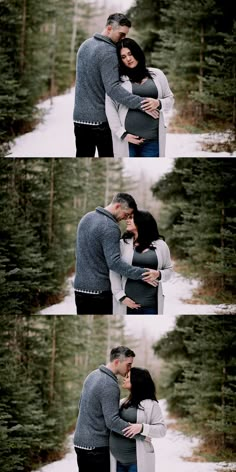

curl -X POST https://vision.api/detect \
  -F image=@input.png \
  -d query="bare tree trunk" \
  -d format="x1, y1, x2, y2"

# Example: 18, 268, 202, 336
199, 24, 205, 119
20, 0, 27, 74
83, 315, 94, 372
221, 364, 226, 449
48, 159, 55, 245
220, 202, 225, 290
104, 160, 110, 206
106, 316, 111, 363
82, 159, 92, 213
49, 317, 57, 402
70, 0, 80, 83
50, 21, 57, 103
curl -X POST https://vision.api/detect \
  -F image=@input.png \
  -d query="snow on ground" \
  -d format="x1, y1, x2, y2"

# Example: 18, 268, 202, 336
39, 272, 235, 315
33, 400, 235, 472
9, 88, 235, 158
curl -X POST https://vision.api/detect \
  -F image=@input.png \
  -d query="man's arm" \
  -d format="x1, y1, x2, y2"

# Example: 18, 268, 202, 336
102, 224, 143, 280
101, 383, 129, 434
100, 51, 158, 113
103, 225, 159, 283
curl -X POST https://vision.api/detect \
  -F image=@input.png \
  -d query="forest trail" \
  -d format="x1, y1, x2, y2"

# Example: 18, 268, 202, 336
9, 88, 235, 158
33, 400, 234, 472
39, 271, 235, 315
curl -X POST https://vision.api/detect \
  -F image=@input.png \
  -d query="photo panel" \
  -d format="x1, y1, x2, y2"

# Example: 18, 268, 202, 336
0, 314, 235, 472
0, 157, 235, 316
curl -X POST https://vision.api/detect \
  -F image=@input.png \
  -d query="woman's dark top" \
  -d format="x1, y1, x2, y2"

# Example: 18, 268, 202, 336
125, 78, 159, 140
125, 248, 158, 308
110, 405, 137, 464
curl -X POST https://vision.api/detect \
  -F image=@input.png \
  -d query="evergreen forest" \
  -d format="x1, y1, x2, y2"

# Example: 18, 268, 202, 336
0, 0, 92, 154
0, 158, 235, 315
152, 158, 236, 304
128, 0, 235, 146
0, 314, 126, 472
154, 315, 236, 460
0, 315, 235, 471
0, 158, 127, 315
1, 0, 235, 154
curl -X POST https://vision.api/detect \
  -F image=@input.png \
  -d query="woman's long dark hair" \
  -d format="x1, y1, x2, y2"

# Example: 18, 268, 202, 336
122, 367, 158, 410
122, 210, 164, 253
116, 38, 152, 83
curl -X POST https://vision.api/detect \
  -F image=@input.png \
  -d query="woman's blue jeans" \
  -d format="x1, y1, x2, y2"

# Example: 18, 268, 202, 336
127, 307, 157, 315
129, 139, 159, 157
117, 462, 138, 472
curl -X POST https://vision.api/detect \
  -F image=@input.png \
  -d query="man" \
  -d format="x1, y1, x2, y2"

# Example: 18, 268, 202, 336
74, 192, 159, 314
74, 346, 141, 472
73, 13, 158, 157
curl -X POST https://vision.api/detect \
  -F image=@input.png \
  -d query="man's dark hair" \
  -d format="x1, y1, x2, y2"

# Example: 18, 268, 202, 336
110, 346, 135, 361
112, 192, 137, 211
106, 13, 131, 28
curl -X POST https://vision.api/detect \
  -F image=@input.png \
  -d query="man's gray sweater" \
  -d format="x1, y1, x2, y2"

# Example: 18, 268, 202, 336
74, 365, 129, 448
73, 33, 143, 123
74, 207, 144, 291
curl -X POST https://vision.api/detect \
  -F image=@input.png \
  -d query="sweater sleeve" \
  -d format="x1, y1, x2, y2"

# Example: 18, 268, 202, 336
102, 223, 144, 280
100, 50, 142, 110
101, 382, 129, 434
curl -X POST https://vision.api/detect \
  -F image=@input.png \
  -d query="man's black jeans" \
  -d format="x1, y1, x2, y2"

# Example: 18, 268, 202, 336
75, 446, 110, 472
74, 122, 114, 157
75, 290, 113, 314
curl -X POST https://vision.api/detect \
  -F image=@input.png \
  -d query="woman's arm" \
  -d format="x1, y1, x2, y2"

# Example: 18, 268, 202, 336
105, 94, 146, 145
110, 268, 141, 309
158, 241, 173, 283
152, 69, 174, 114
105, 94, 127, 139
122, 402, 166, 439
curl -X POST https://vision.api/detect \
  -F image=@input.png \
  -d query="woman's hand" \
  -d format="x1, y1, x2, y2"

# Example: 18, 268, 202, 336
124, 134, 145, 145
122, 423, 143, 438
141, 98, 160, 112
122, 297, 141, 309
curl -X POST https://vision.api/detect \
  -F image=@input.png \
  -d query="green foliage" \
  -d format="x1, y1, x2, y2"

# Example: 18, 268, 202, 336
0, 315, 125, 471
154, 316, 236, 452
0, 0, 88, 149
129, 0, 235, 132
0, 158, 131, 315
152, 158, 236, 296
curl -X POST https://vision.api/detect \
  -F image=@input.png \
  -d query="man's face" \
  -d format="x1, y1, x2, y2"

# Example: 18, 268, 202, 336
117, 357, 134, 376
108, 25, 129, 43
115, 204, 133, 222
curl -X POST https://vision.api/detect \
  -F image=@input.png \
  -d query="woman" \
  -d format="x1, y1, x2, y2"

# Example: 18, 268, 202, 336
110, 210, 173, 314
110, 367, 166, 472
105, 38, 174, 157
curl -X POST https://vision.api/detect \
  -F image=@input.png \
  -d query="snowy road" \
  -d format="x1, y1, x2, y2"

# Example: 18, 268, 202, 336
39, 272, 235, 315
33, 400, 235, 472
9, 88, 235, 158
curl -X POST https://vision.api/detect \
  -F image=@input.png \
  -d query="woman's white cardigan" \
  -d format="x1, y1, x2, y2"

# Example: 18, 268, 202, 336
110, 399, 166, 472
110, 238, 173, 315
105, 67, 174, 157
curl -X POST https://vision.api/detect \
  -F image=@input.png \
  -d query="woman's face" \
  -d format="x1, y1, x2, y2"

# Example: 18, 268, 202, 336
126, 215, 137, 233
120, 47, 138, 69
122, 371, 132, 390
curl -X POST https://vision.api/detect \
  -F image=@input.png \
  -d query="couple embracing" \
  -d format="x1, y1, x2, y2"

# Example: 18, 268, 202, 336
74, 346, 166, 472
74, 192, 173, 315
73, 13, 174, 158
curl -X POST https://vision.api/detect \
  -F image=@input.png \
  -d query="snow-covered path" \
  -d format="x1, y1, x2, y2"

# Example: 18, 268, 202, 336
9, 88, 235, 158
39, 272, 235, 315
33, 400, 235, 472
